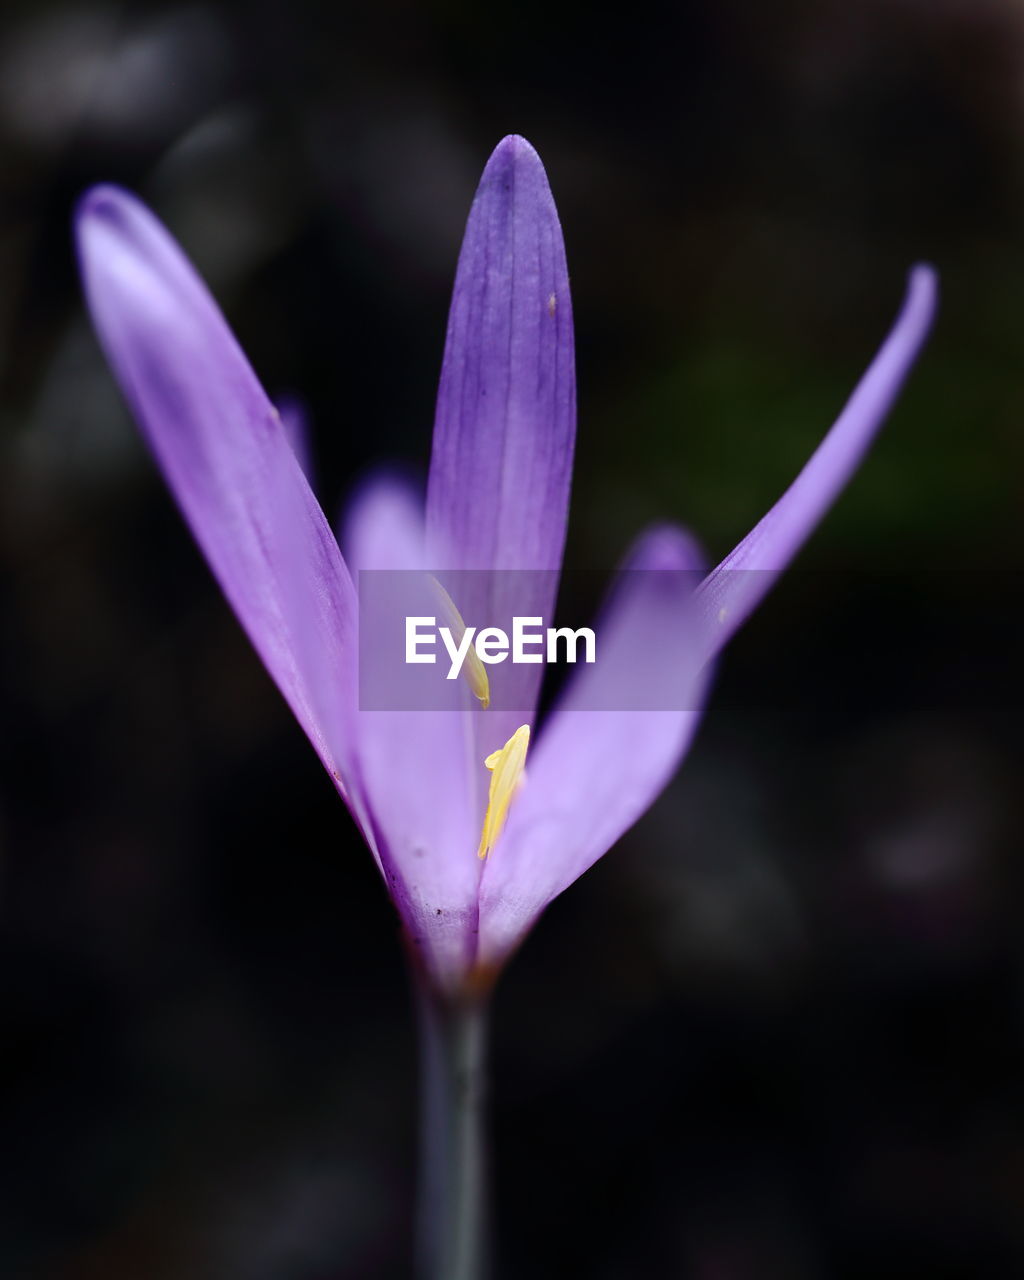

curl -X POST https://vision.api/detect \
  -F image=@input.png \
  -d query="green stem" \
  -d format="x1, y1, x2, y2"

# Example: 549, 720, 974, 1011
415, 982, 490, 1280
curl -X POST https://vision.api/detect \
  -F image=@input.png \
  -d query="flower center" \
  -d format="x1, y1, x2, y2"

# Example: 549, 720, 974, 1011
477, 724, 530, 859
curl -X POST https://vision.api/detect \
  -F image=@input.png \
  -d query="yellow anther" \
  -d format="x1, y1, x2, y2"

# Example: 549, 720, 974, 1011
477, 724, 530, 859
429, 575, 490, 709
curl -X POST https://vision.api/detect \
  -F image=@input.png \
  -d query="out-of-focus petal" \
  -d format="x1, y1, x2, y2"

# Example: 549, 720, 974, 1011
426, 134, 575, 743
696, 265, 938, 661
343, 473, 482, 992
477, 526, 710, 970
276, 393, 314, 484
76, 185, 359, 797
343, 469, 426, 574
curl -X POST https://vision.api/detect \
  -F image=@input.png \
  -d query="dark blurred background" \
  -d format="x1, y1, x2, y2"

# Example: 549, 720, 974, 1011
2, 1, 1023, 1277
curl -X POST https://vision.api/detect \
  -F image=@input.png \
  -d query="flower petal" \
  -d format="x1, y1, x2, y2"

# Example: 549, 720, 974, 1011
426, 135, 575, 736
342, 469, 426, 574
76, 185, 359, 798
276, 393, 314, 484
697, 265, 937, 660
477, 526, 710, 969
343, 473, 482, 992
477, 266, 936, 970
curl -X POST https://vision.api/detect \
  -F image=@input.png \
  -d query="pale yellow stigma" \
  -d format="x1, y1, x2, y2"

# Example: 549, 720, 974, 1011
477, 724, 530, 859
429, 575, 490, 709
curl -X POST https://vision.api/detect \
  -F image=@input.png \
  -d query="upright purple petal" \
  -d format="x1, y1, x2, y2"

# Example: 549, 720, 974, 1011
426, 135, 575, 738
427, 134, 575, 573
477, 526, 710, 970
697, 265, 937, 660
76, 186, 359, 800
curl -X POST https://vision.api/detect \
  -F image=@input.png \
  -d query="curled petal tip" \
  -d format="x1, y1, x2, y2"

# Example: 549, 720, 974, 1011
74, 185, 163, 292
906, 263, 939, 331
909, 261, 938, 289
74, 183, 111, 219
74, 183, 136, 233
624, 522, 706, 574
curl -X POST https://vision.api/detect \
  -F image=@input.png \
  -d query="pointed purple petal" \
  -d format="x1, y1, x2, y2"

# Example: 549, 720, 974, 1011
76, 185, 358, 796
342, 474, 482, 992
477, 526, 711, 969
426, 135, 575, 728
427, 135, 575, 573
697, 265, 937, 660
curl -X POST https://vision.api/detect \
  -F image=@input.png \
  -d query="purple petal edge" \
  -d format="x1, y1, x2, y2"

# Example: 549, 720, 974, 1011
425, 135, 576, 740
75, 184, 360, 804
341, 474, 482, 993
696, 264, 938, 659
276, 393, 314, 485
477, 525, 711, 968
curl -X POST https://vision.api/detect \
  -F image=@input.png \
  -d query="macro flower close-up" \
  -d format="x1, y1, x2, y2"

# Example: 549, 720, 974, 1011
9, 6, 1024, 1276
70, 130, 941, 1273
75, 137, 935, 1006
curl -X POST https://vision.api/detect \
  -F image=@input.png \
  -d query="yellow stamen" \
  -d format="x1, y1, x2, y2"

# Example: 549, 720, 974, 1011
429, 575, 490, 709
477, 724, 530, 859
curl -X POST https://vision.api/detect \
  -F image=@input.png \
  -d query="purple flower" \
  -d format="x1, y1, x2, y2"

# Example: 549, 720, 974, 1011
76, 136, 936, 998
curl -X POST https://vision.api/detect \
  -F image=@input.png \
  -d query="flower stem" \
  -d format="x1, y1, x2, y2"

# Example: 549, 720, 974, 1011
415, 982, 490, 1280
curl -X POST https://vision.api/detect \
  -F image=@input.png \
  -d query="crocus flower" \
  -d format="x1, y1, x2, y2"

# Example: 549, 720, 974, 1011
76, 136, 936, 1000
